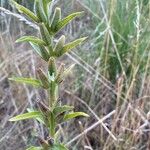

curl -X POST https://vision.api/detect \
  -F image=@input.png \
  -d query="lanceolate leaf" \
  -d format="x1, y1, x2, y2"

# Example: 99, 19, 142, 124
55, 12, 83, 33
16, 36, 46, 46
9, 111, 42, 121
39, 23, 52, 46
30, 42, 50, 61
34, 0, 47, 23
9, 77, 41, 87
27, 108, 45, 124
54, 35, 65, 52
53, 105, 74, 116
51, 7, 61, 30
11, 0, 39, 23
56, 37, 87, 57
63, 112, 89, 121
26, 146, 43, 150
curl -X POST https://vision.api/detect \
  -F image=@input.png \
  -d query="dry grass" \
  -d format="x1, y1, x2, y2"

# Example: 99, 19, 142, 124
0, 0, 150, 149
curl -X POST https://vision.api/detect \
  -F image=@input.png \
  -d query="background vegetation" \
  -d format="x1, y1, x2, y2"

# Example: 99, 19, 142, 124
0, 0, 150, 149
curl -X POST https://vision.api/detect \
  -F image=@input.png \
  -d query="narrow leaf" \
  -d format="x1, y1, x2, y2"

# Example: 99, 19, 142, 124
39, 23, 52, 46
30, 42, 50, 61
9, 111, 42, 121
53, 105, 74, 116
11, 0, 39, 23
56, 37, 87, 57
63, 112, 89, 121
9, 77, 41, 87
54, 35, 65, 52
55, 12, 83, 32
16, 36, 46, 46
27, 108, 45, 124
63, 37, 87, 52
51, 7, 61, 30
26, 146, 43, 150
34, 0, 47, 23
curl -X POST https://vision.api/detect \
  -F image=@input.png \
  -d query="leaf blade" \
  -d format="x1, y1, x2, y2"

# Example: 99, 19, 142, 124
11, 0, 39, 23
63, 112, 89, 121
53, 105, 74, 116
16, 36, 46, 46
56, 37, 87, 57
55, 12, 83, 33
9, 111, 42, 122
9, 77, 41, 87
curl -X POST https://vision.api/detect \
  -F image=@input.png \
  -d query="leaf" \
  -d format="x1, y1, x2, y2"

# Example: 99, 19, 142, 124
54, 35, 65, 52
26, 146, 43, 150
11, 0, 39, 23
63, 112, 89, 121
29, 42, 50, 61
9, 77, 41, 87
62, 37, 87, 53
47, 112, 56, 137
55, 12, 83, 32
56, 37, 87, 57
52, 144, 68, 150
39, 23, 52, 46
16, 36, 46, 46
42, 0, 52, 17
51, 7, 61, 30
9, 111, 42, 121
53, 105, 74, 116
34, 0, 47, 23
27, 108, 45, 124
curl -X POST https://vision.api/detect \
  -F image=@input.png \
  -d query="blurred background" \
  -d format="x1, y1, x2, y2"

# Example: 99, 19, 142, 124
0, 0, 150, 149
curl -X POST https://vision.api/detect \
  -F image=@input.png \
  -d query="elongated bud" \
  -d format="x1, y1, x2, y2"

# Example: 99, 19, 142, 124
34, 0, 47, 23
48, 57, 57, 80
51, 7, 61, 30
38, 136, 49, 149
37, 68, 49, 89
40, 23, 52, 46
37, 100, 50, 114
56, 112, 65, 124
47, 136, 54, 146
55, 64, 65, 84
54, 35, 65, 55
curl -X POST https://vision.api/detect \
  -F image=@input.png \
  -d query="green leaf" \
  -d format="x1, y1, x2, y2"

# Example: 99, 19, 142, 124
39, 23, 52, 46
55, 12, 83, 33
16, 36, 46, 46
63, 112, 89, 121
51, 7, 61, 30
42, 0, 52, 17
54, 35, 65, 52
56, 37, 87, 57
26, 146, 43, 150
11, 0, 39, 23
29, 42, 50, 61
34, 0, 47, 23
9, 77, 41, 87
63, 37, 87, 52
52, 144, 68, 150
27, 108, 45, 124
9, 111, 42, 121
53, 105, 74, 116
